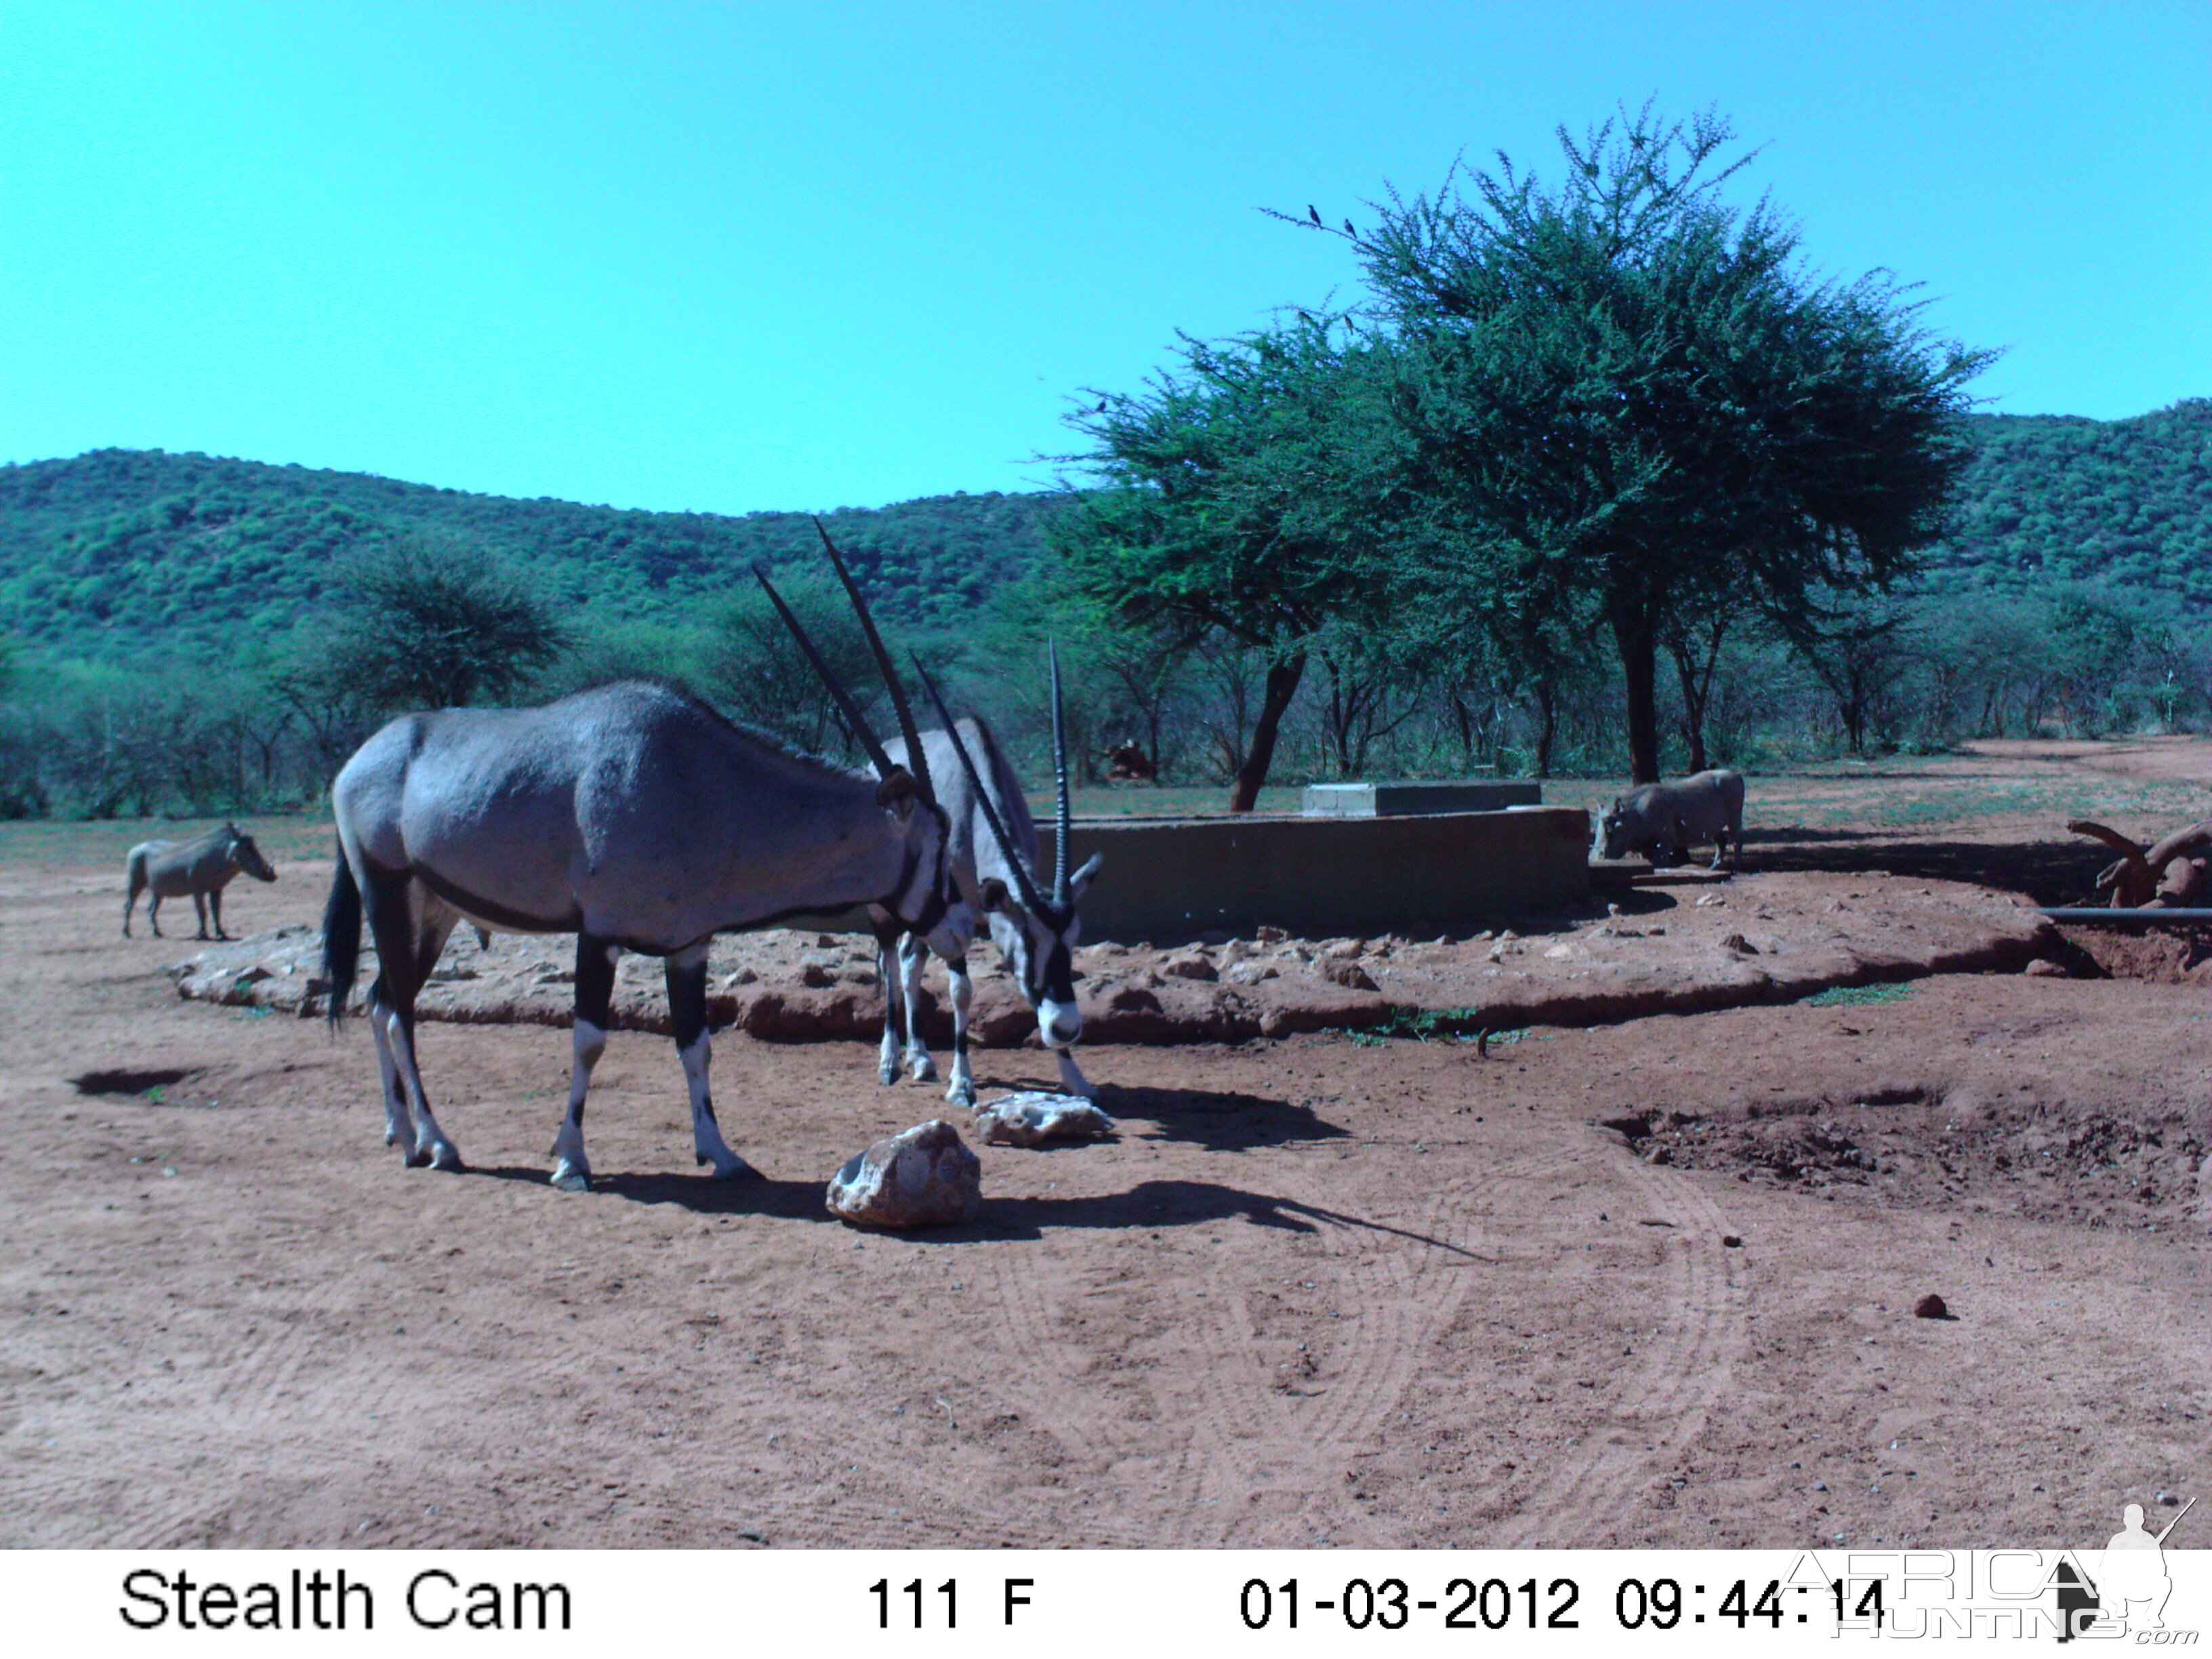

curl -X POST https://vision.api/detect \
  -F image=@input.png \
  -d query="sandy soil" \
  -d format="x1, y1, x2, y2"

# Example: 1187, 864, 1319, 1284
3, 741, 2207, 1550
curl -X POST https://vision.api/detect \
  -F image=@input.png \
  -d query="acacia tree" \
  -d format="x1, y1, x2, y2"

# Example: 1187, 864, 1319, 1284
1305, 103, 1990, 782
1053, 319, 1404, 811
321, 536, 569, 712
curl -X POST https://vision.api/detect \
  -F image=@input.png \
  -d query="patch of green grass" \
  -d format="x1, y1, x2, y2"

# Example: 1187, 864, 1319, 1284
1800, 983, 1915, 1007
1337, 1010, 1529, 1046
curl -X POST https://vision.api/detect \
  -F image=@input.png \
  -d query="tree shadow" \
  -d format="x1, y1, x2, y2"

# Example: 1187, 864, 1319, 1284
965, 1179, 1496, 1254
1739, 828, 2105, 905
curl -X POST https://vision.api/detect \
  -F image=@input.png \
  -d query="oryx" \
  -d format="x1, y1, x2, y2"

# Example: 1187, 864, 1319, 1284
320, 527, 964, 1191
873, 646, 1104, 1107
124, 821, 279, 939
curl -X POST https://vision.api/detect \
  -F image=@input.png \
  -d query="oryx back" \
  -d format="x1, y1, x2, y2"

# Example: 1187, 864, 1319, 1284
335, 681, 924, 952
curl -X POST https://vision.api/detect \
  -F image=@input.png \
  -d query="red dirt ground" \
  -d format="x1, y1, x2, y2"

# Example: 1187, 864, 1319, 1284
3, 741, 2206, 1550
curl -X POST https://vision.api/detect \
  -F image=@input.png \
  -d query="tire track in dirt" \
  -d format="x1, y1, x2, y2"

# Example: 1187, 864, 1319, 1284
1171, 1154, 1519, 1546
964, 1246, 1202, 1546
957, 1148, 1544, 1547
1488, 1145, 1748, 1546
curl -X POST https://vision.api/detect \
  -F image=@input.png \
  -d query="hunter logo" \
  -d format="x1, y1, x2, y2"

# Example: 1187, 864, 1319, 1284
2066, 1497, 2198, 1641
1814, 1494, 2198, 1641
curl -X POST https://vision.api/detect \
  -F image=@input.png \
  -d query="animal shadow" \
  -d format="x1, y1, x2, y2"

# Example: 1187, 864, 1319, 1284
460, 1162, 829, 1220
1093, 1082, 1349, 1152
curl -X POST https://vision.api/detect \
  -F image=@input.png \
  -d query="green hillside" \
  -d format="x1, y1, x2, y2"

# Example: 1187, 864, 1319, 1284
0, 448, 1067, 665
3, 398, 2209, 669
1918, 399, 2212, 602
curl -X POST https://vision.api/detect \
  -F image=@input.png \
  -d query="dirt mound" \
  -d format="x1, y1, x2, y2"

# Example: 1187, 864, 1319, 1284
1607, 1097, 2209, 1233
169, 869, 2059, 1044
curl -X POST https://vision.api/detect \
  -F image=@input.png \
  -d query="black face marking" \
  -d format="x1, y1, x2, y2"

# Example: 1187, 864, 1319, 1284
1038, 937, 1078, 1005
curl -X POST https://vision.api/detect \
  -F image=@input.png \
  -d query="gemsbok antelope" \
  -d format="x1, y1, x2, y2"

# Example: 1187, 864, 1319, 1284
320, 525, 965, 1191
872, 646, 1104, 1107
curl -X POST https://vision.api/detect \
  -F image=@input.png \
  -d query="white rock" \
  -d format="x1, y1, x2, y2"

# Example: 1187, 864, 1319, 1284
825, 1120, 982, 1229
972, 1092, 1116, 1147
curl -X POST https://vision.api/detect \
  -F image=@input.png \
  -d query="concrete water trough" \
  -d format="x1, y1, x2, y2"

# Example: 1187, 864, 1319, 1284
1300, 779, 1543, 815
1040, 803, 1590, 941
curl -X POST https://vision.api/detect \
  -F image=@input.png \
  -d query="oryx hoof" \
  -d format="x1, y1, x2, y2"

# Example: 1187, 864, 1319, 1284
945, 1079, 977, 1109
878, 1061, 901, 1086
416, 1141, 464, 1173
550, 1159, 592, 1193
697, 1151, 754, 1181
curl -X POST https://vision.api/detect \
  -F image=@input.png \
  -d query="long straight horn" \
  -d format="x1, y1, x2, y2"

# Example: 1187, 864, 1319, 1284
1050, 639, 1071, 906
911, 654, 1048, 914
754, 569, 900, 781
814, 518, 933, 804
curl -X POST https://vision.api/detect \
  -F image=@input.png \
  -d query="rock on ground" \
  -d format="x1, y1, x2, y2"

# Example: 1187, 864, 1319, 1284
825, 1120, 983, 1230
972, 1092, 1116, 1147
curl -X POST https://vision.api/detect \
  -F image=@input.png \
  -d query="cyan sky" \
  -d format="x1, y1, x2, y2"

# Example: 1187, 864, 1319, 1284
3, 1, 2205, 514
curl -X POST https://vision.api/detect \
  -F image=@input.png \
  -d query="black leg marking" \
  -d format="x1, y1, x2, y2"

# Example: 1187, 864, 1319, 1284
572, 931, 619, 1112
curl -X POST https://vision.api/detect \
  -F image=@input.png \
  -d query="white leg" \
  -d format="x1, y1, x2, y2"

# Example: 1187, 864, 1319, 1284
550, 1017, 604, 1193
375, 996, 461, 1170
901, 937, 939, 1084
668, 943, 748, 1181
943, 956, 975, 1107
550, 935, 619, 1191
1054, 1046, 1096, 1100
876, 935, 903, 1084
369, 1008, 416, 1158
678, 1029, 747, 1179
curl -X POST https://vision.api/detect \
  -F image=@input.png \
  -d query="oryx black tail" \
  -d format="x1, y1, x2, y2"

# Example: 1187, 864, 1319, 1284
321, 842, 362, 1031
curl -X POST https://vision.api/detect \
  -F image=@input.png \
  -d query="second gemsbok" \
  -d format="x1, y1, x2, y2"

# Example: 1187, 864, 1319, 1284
872, 646, 1104, 1107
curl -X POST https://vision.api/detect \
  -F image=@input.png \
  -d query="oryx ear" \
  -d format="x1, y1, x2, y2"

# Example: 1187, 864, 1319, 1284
1067, 852, 1104, 899
875, 767, 917, 808
977, 876, 1014, 914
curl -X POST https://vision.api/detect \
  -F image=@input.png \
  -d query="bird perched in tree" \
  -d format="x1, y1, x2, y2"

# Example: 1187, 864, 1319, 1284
1308, 204, 1321, 226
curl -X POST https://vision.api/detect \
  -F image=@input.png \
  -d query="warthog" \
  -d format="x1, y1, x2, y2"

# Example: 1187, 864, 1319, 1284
1595, 768, 1745, 872
124, 821, 279, 939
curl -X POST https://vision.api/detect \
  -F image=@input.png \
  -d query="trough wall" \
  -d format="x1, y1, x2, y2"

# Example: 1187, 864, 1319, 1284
1041, 806, 1591, 941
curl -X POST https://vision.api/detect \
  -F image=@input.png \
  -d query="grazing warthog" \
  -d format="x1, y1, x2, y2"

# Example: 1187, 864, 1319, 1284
124, 821, 279, 939
1595, 768, 1746, 872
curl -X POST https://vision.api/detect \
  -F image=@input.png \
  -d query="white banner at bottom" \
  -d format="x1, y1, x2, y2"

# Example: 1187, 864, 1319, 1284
8, 1547, 2207, 1652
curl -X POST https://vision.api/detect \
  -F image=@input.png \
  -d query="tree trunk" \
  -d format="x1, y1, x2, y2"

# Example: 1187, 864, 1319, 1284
1532, 678, 1559, 777
1611, 598, 1661, 784
1668, 615, 1725, 774
1448, 690, 1476, 773
1228, 652, 1307, 813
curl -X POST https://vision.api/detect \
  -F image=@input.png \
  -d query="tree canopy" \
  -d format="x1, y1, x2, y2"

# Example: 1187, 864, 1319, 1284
312, 537, 569, 712
1052, 319, 1407, 809
1315, 103, 1993, 781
